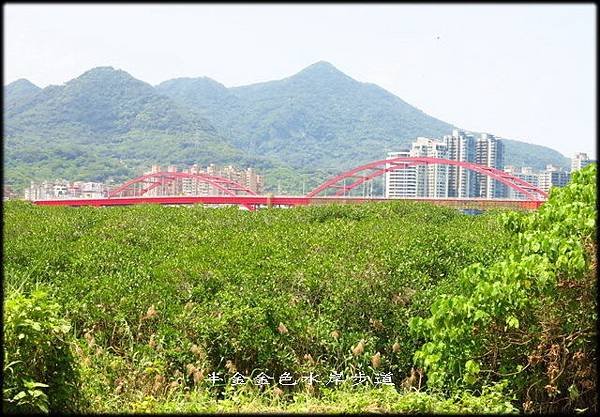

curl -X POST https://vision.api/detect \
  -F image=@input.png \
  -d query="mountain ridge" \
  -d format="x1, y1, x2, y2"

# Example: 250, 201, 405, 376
4, 67, 280, 190
4, 62, 569, 193
157, 61, 567, 172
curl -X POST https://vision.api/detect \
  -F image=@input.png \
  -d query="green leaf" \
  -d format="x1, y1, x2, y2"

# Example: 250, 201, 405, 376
57, 323, 71, 334
474, 310, 488, 321
465, 359, 480, 375
568, 384, 580, 401
13, 391, 27, 400
506, 316, 519, 329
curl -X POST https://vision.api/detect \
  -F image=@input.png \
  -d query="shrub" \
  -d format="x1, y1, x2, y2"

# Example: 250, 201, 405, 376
3, 288, 83, 414
410, 164, 597, 413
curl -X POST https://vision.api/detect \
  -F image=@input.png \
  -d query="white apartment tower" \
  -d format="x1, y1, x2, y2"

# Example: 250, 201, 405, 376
503, 166, 539, 199
385, 137, 449, 198
443, 129, 476, 198
385, 150, 417, 198
475, 133, 504, 198
538, 165, 570, 192
181, 164, 210, 196
571, 152, 592, 173
411, 137, 449, 198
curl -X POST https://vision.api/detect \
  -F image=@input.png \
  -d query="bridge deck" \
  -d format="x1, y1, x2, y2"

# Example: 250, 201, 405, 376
32, 195, 544, 210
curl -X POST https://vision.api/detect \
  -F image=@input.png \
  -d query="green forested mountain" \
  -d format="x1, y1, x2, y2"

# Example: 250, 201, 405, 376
157, 61, 458, 170
157, 61, 569, 173
4, 78, 42, 116
3, 67, 278, 189
4, 62, 569, 193
6, 67, 219, 135
154, 76, 235, 118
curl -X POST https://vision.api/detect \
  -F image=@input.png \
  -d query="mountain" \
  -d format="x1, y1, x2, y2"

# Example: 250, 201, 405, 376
6, 67, 219, 135
155, 76, 234, 112
4, 62, 569, 194
157, 61, 569, 173
5, 78, 41, 101
3, 67, 276, 189
4, 79, 42, 115
157, 61, 456, 170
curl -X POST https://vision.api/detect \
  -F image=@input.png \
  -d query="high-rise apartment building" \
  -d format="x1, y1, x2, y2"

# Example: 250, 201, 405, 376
411, 137, 449, 198
208, 164, 264, 195
443, 129, 476, 198
142, 163, 263, 196
571, 152, 593, 173
181, 164, 210, 196
385, 131, 506, 200
143, 165, 180, 196
244, 168, 262, 194
503, 166, 539, 199
385, 137, 448, 198
385, 150, 417, 198
475, 133, 504, 198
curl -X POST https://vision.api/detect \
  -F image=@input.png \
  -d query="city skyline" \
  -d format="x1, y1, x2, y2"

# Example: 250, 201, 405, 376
384, 132, 579, 201
18, 130, 589, 203
4, 4, 596, 158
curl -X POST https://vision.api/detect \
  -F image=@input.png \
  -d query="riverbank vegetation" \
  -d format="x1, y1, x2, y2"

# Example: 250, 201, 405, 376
3, 164, 595, 413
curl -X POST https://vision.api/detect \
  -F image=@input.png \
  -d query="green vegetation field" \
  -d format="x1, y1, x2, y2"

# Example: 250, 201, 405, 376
3, 165, 596, 414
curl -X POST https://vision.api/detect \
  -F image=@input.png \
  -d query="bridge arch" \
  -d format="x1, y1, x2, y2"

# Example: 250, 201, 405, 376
108, 171, 258, 210
306, 157, 548, 201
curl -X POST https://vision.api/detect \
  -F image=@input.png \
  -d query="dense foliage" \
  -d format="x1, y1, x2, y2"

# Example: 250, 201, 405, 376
4, 79, 41, 114
3, 201, 512, 413
3, 289, 83, 413
410, 164, 597, 413
4, 63, 569, 194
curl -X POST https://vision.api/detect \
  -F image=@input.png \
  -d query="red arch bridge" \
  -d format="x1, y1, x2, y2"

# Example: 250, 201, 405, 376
33, 157, 548, 210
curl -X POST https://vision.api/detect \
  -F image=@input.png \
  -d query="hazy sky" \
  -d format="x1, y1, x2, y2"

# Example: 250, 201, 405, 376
4, 4, 596, 158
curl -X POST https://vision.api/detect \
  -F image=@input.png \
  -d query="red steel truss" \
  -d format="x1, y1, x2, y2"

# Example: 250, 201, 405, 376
108, 171, 257, 197
306, 157, 548, 201
107, 171, 257, 210
32, 158, 549, 210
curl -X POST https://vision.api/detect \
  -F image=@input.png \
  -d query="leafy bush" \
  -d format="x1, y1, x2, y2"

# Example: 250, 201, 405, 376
3, 288, 82, 413
410, 163, 597, 413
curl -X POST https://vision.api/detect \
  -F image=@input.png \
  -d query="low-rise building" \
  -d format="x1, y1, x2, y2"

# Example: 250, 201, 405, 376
3, 185, 18, 201
24, 180, 108, 200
